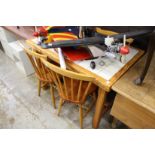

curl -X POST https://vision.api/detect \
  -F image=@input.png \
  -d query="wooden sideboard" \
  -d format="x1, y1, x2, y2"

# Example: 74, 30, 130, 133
111, 53, 155, 128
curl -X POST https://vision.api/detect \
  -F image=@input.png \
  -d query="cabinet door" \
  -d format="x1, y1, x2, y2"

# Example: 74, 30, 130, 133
111, 94, 155, 129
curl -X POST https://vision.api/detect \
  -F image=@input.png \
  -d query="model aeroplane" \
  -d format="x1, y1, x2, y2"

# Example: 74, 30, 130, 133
32, 27, 154, 84
33, 27, 153, 63
33, 27, 153, 50
34, 27, 152, 58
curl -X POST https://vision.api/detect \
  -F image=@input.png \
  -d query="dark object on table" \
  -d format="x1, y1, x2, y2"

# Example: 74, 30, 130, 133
48, 26, 79, 36
90, 61, 96, 69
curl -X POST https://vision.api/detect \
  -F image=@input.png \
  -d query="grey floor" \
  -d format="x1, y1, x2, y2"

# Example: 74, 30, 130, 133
0, 50, 111, 129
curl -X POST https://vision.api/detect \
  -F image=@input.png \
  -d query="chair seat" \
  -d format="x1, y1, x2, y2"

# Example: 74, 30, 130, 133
60, 77, 97, 103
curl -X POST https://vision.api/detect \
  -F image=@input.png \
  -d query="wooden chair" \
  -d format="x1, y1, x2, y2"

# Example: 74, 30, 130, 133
23, 47, 56, 109
41, 58, 97, 128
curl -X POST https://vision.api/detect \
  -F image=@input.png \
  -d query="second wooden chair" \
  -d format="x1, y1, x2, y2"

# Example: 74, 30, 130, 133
41, 58, 97, 128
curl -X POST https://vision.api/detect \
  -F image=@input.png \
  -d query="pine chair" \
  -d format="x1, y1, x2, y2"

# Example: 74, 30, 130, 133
23, 47, 56, 108
41, 58, 97, 128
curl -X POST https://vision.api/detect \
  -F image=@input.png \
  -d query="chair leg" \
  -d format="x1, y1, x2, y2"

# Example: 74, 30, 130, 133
50, 85, 56, 109
38, 80, 41, 96
79, 105, 83, 129
57, 98, 63, 116
111, 117, 118, 129
83, 103, 94, 118
92, 92, 96, 103
83, 92, 96, 117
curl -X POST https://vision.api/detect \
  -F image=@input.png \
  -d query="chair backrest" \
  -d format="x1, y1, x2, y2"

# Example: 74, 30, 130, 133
41, 58, 95, 104
24, 48, 51, 82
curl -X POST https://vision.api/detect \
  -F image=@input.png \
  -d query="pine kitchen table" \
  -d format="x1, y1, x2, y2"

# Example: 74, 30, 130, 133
26, 39, 144, 128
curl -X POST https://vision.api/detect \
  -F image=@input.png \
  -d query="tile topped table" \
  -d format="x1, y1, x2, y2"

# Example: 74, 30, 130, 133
26, 39, 144, 128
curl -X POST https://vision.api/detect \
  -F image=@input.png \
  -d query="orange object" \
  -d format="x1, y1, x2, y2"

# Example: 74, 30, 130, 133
62, 47, 93, 61
50, 32, 92, 61
49, 32, 78, 42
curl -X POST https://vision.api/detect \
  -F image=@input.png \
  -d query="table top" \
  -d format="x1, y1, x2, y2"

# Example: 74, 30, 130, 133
112, 53, 155, 114
26, 39, 144, 92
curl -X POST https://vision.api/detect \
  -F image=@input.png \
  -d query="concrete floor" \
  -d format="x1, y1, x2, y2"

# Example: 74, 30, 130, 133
0, 50, 111, 129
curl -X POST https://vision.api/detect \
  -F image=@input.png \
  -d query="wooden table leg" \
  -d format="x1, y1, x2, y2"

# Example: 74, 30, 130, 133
93, 88, 107, 128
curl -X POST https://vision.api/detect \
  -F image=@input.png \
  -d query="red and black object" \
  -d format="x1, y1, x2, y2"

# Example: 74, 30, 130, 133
33, 26, 80, 38
33, 27, 48, 37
